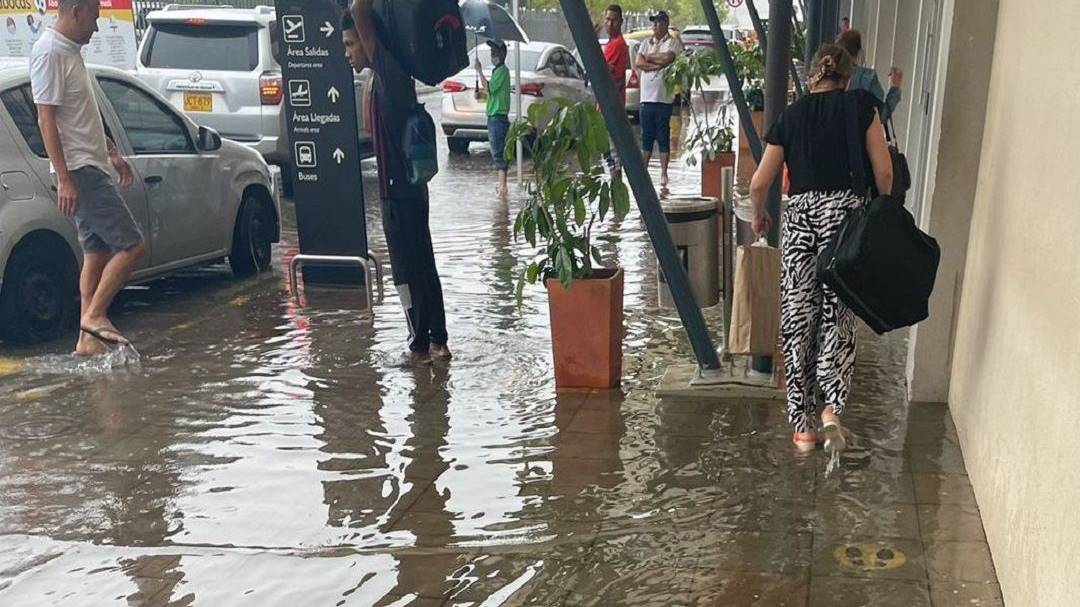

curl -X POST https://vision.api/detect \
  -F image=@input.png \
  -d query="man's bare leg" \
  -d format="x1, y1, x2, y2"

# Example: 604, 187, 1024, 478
660, 152, 670, 188
81, 242, 146, 344
75, 252, 110, 356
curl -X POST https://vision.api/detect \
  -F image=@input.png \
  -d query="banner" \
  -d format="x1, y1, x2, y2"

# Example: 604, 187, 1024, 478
0, 0, 138, 70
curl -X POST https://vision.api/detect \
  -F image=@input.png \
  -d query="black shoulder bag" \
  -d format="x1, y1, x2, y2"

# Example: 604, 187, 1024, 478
815, 92, 941, 334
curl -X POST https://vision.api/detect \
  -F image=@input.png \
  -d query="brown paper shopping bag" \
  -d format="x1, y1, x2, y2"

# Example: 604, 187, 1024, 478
727, 238, 781, 355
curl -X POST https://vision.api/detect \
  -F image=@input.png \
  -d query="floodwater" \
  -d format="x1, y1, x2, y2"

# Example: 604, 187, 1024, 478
0, 96, 1001, 606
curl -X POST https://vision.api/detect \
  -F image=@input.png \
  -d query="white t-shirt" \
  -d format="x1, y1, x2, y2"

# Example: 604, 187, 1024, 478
30, 29, 110, 174
638, 33, 683, 105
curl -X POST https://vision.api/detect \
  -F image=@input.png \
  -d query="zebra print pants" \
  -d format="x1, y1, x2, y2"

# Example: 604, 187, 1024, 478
781, 190, 863, 433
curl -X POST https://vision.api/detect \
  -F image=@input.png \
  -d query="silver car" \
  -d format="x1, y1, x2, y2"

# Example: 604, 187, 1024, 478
440, 42, 594, 154
134, 6, 373, 182
0, 61, 280, 344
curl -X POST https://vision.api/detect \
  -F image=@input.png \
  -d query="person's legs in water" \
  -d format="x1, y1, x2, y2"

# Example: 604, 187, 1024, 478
780, 193, 827, 451
488, 114, 510, 197
75, 251, 110, 356
640, 102, 658, 176
409, 195, 450, 360
381, 196, 435, 365
656, 102, 673, 188
72, 167, 145, 352
812, 191, 862, 451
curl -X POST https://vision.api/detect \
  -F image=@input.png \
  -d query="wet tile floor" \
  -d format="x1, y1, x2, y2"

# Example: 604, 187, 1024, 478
0, 103, 1002, 606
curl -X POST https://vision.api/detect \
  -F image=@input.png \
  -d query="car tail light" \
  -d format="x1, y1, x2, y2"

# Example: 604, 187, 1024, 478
627, 71, 639, 89
519, 82, 544, 97
185, 18, 208, 25
442, 80, 468, 93
260, 71, 283, 105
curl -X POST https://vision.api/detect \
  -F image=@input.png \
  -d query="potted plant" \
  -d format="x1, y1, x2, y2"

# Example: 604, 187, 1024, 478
506, 99, 631, 389
665, 49, 737, 199
729, 34, 766, 184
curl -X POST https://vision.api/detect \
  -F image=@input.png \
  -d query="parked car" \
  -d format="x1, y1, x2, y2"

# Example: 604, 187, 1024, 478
572, 37, 642, 118
441, 42, 594, 154
0, 60, 280, 343
134, 5, 373, 188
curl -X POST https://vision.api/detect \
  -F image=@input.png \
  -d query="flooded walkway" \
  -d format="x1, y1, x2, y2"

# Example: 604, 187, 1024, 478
0, 104, 1001, 606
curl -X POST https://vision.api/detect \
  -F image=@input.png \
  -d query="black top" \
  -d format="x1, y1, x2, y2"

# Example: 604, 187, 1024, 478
370, 39, 424, 200
765, 89, 878, 196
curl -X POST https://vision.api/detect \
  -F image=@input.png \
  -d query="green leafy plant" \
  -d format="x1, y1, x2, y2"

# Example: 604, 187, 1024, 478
664, 49, 736, 166
729, 35, 765, 111
506, 99, 631, 301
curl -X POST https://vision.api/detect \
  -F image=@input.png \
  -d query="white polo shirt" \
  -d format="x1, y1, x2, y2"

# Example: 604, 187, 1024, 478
638, 33, 683, 105
30, 28, 111, 174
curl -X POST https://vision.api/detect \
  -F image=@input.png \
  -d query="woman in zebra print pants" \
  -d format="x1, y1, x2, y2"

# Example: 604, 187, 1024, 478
748, 45, 895, 453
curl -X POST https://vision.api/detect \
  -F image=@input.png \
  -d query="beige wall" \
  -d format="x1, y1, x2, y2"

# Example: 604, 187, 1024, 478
950, 0, 1080, 605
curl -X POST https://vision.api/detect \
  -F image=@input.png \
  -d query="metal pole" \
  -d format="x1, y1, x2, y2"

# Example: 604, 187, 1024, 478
752, 0, 793, 376
721, 165, 734, 352
804, 0, 822, 65
821, 0, 840, 44
557, 0, 722, 371
700, 0, 763, 163
746, 0, 804, 99
514, 0, 523, 184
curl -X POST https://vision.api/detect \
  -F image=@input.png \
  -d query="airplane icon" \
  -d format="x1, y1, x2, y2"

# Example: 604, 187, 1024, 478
282, 15, 305, 43
289, 79, 311, 106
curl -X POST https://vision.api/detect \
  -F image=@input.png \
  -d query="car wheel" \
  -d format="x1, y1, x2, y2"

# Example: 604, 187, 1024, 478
0, 242, 76, 344
447, 137, 470, 154
229, 193, 276, 277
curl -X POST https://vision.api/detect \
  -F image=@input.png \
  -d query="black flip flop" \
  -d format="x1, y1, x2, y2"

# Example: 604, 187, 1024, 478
80, 326, 128, 348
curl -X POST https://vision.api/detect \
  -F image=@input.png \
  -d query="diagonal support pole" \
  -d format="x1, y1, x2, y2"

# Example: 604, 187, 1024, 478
557, 0, 721, 371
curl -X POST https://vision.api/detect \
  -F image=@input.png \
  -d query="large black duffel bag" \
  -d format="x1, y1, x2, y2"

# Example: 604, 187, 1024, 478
816, 93, 941, 334
373, 0, 468, 86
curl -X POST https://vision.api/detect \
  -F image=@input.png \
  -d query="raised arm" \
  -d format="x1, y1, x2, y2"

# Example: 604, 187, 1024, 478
350, 0, 378, 65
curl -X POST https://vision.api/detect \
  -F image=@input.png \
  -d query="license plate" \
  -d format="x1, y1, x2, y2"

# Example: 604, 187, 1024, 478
183, 92, 213, 112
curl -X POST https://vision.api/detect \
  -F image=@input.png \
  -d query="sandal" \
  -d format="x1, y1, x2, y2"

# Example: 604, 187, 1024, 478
792, 431, 817, 453
80, 326, 128, 348
821, 413, 846, 454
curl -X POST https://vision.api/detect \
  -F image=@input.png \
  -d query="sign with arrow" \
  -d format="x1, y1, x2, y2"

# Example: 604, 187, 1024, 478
275, 0, 368, 286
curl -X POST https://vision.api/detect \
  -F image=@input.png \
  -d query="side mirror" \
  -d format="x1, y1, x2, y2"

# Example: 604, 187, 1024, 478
198, 125, 222, 152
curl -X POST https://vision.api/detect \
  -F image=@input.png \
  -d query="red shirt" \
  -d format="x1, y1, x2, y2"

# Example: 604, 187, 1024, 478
603, 35, 629, 105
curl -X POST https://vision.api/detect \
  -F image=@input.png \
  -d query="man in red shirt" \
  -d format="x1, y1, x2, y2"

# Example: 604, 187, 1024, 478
601, 4, 628, 105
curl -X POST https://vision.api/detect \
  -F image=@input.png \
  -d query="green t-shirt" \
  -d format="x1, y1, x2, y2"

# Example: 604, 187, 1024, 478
486, 64, 510, 117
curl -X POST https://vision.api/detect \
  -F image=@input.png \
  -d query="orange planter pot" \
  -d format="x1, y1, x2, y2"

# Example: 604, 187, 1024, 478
546, 268, 624, 389
701, 151, 736, 199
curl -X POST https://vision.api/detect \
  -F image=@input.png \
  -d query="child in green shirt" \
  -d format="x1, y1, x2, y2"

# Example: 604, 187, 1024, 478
476, 39, 511, 197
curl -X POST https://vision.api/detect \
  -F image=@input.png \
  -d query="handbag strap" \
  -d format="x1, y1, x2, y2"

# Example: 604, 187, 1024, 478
844, 91, 868, 197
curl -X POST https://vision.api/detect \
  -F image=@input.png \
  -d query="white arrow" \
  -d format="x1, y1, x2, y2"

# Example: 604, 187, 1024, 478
333, 148, 345, 164
327, 86, 340, 103
320, 21, 334, 37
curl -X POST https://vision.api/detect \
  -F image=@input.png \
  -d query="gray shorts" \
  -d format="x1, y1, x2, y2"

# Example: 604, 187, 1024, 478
69, 166, 143, 254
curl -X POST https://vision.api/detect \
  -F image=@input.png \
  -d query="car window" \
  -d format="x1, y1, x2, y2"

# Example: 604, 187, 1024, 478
549, 51, 570, 77
98, 78, 194, 154
568, 56, 584, 80
471, 47, 542, 72
1, 85, 46, 158
142, 23, 259, 71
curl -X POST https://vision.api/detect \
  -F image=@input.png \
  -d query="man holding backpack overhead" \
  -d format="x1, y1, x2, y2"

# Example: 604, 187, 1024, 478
345, 2, 450, 365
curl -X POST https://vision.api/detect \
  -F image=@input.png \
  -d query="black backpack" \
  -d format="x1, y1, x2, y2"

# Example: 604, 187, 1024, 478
816, 93, 941, 334
373, 0, 468, 86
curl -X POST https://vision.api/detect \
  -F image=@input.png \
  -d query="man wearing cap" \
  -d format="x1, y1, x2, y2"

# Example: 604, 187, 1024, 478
475, 39, 511, 197
636, 10, 682, 189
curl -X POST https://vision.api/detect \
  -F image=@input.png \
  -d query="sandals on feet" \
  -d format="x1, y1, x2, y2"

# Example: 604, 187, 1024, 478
792, 431, 817, 453
821, 414, 846, 453
80, 326, 128, 348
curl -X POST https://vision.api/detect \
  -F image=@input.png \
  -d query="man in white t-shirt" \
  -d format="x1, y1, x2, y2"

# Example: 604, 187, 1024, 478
30, 0, 145, 356
635, 10, 682, 189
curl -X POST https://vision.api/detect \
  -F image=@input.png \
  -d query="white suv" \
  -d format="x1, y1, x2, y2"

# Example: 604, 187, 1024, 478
135, 5, 372, 185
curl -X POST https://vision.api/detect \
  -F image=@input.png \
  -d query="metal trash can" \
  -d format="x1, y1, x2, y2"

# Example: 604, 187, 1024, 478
658, 196, 720, 308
